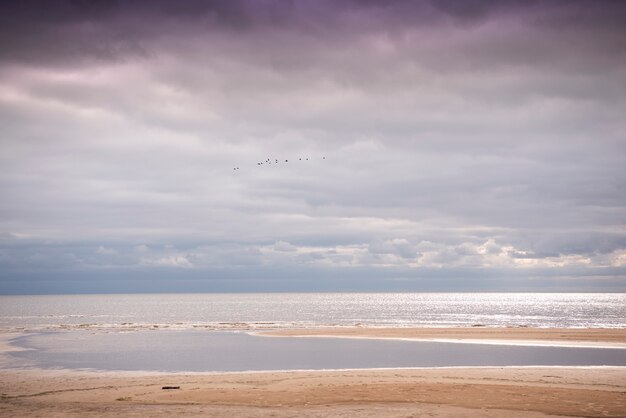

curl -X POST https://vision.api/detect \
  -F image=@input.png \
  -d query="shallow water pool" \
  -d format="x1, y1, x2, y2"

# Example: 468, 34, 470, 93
8, 330, 626, 372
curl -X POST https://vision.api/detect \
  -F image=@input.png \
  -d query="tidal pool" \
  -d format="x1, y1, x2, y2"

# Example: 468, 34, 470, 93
8, 330, 626, 372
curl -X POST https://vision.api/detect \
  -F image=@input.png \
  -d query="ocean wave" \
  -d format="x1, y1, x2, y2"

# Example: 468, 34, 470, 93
2, 321, 625, 334
1, 321, 346, 333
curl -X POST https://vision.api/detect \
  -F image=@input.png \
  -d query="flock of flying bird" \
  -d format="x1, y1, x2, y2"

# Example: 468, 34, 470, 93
233, 156, 325, 171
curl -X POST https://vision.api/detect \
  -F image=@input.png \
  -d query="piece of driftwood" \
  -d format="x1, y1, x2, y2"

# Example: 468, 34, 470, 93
161, 386, 180, 390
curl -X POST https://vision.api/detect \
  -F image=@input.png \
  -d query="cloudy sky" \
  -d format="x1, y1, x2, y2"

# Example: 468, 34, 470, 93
1, 0, 625, 293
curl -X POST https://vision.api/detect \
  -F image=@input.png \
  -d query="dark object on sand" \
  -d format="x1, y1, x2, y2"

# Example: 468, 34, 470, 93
161, 386, 180, 390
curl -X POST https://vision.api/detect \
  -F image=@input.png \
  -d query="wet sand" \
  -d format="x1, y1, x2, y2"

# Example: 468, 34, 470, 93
1, 328, 626, 417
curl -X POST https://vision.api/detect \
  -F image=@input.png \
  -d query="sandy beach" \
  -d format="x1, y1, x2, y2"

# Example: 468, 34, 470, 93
1, 366, 625, 417
1, 327, 625, 417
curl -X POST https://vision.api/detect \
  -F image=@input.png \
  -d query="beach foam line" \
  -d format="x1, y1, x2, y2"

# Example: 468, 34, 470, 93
0, 321, 340, 333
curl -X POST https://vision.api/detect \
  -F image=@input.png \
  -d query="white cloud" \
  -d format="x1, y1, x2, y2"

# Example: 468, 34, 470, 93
146, 255, 193, 269
273, 240, 297, 252
95, 246, 118, 255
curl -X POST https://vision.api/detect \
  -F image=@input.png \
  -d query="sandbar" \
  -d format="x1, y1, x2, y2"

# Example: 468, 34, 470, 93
261, 327, 626, 348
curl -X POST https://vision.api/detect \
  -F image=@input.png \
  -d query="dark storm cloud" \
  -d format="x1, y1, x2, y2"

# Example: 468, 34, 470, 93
1, 0, 625, 292
3, 1, 624, 65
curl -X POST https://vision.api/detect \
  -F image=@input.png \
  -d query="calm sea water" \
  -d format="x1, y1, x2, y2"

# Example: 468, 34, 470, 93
1, 293, 625, 331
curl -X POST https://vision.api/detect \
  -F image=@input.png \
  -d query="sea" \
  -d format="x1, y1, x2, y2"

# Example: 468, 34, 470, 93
2, 293, 625, 371
1, 292, 625, 332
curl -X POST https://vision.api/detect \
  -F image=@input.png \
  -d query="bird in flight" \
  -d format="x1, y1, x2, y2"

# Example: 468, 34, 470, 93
235, 156, 327, 171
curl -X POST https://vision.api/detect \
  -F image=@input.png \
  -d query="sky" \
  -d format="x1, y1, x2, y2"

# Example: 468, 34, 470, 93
1, 0, 625, 294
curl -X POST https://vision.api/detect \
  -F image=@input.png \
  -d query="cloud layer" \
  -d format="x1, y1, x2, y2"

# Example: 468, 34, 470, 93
1, 0, 625, 293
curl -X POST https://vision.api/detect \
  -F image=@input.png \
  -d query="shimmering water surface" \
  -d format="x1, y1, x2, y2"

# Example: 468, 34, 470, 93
1, 293, 625, 331
9, 331, 626, 372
